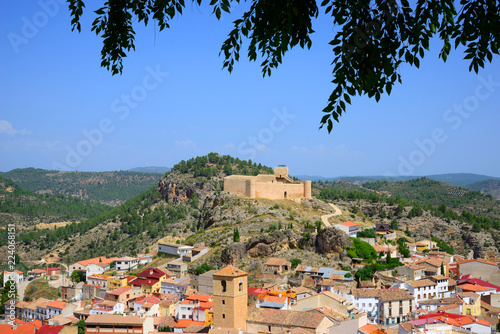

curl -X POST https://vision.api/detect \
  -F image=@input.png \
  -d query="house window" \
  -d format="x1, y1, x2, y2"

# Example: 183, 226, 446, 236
268, 326, 272, 332
222, 314, 225, 319
221, 280, 227, 292
222, 300, 225, 305
239, 280, 243, 292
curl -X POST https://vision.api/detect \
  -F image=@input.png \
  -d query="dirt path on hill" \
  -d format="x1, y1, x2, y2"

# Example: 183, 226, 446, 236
321, 203, 342, 227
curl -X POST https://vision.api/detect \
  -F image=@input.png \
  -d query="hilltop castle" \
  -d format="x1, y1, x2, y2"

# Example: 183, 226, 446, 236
223, 166, 311, 200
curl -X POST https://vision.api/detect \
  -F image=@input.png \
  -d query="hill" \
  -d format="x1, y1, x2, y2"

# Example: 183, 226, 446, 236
426, 173, 500, 188
5, 153, 500, 276
466, 179, 500, 200
0, 175, 111, 246
359, 177, 500, 220
128, 166, 170, 174
0, 168, 163, 206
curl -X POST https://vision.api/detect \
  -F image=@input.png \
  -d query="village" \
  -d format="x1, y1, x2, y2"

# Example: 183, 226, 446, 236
3, 226, 500, 334
3, 167, 500, 334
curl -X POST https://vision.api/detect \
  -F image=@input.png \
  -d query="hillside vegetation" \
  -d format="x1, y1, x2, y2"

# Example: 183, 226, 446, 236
0, 168, 162, 206
8, 154, 276, 264
467, 179, 500, 200
0, 175, 110, 231
4, 153, 500, 274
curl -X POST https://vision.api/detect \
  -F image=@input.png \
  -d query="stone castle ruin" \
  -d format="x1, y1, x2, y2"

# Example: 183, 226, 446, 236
223, 166, 311, 200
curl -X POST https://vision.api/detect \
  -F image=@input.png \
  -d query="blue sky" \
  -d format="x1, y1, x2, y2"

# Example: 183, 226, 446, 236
1, 1, 500, 178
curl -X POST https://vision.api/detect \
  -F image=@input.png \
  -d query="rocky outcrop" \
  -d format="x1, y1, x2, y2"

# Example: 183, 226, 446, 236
221, 242, 247, 265
157, 177, 214, 204
316, 227, 352, 257
246, 230, 300, 258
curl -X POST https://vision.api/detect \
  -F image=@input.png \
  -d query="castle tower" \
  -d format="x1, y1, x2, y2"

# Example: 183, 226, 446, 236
212, 265, 248, 331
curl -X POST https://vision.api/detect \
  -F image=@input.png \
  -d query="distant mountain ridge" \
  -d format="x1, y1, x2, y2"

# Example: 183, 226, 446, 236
297, 173, 500, 199
127, 166, 170, 174
0, 168, 163, 205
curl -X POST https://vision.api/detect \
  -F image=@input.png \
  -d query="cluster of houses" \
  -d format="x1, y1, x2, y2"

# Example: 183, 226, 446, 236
4, 225, 500, 334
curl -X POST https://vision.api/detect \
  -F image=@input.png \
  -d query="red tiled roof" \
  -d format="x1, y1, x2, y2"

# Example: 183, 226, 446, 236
108, 286, 131, 295
129, 277, 159, 286
264, 258, 291, 266
75, 257, 117, 267
459, 278, 500, 292
340, 221, 358, 227
174, 319, 205, 328
265, 296, 287, 303
457, 259, 498, 267
214, 265, 247, 277
186, 294, 212, 302
47, 300, 67, 309
248, 287, 268, 296
137, 268, 168, 279
0, 324, 36, 334
359, 324, 381, 334
458, 283, 492, 292
35, 325, 65, 334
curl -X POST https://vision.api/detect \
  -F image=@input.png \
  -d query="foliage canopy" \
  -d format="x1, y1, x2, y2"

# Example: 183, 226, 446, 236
67, 0, 500, 131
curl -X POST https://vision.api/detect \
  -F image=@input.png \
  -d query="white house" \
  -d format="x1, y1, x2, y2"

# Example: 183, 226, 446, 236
335, 222, 359, 238
351, 289, 380, 323
161, 277, 190, 298
3, 270, 23, 286
86, 263, 110, 280
89, 301, 125, 315
87, 274, 109, 289
46, 300, 76, 319
157, 240, 194, 257
396, 279, 438, 305
115, 256, 139, 271
429, 275, 452, 298
133, 297, 160, 317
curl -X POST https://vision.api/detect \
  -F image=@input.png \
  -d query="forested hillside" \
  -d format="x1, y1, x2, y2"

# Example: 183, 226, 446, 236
362, 178, 500, 219
0, 168, 162, 205
466, 179, 500, 200
0, 175, 111, 246
7, 153, 276, 264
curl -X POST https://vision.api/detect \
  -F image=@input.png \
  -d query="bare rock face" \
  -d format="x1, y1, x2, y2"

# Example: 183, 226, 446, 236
157, 177, 214, 204
246, 230, 299, 258
221, 242, 246, 265
316, 227, 352, 257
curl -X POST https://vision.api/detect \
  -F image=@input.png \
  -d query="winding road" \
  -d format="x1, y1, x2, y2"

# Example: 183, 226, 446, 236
321, 203, 342, 227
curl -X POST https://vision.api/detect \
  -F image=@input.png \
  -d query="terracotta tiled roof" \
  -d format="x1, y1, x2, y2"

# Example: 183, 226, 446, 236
248, 287, 268, 296
174, 319, 205, 328
340, 221, 358, 227
264, 258, 291, 266
407, 279, 437, 288
247, 308, 326, 329
0, 324, 36, 334
108, 286, 131, 295
47, 300, 67, 309
36, 325, 65, 334
457, 259, 498, 267
75, 257, 116, 267
359, 281, 376, 288
359, 324, 380, 334
214, 265, 247, 277
85, 314, 147, 325
295, 264, 308, 272
186, 294, 212, 302
458, 283, 492, 292
26, 298, 49, 310
351, 288, 414, 301
265, 295, 287, 303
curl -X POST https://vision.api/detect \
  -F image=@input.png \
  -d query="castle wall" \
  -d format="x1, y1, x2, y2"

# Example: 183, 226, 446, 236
223, 176, 253, 197
253, 182, 307, 199
223, 169, 312, 200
